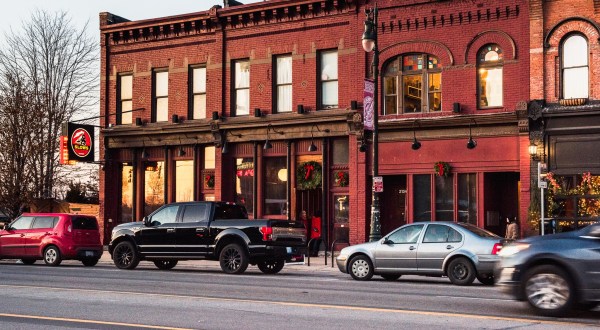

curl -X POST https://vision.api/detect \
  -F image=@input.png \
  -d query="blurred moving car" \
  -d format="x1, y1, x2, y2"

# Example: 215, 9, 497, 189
496, 223, 600, 317
336, 222, 504, 285
0, 213, 102, 266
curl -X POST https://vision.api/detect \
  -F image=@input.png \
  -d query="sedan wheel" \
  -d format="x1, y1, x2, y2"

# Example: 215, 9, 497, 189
447, 257, 475, 286
219, 243, 249, 274
113, 241, 140, 270
44, 246, 62, 266
380, 274, 401, 281
523, 265, 574, 317
153, 260, 178, 270
348, 255, 373, 281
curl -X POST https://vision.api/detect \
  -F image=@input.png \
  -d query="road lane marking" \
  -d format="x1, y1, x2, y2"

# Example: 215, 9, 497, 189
0, 313, 191, 330
0, 284, 595, 328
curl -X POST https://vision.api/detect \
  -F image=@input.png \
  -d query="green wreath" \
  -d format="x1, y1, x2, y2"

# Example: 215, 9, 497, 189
434, 161, 452, 177
297, 161, 322, 190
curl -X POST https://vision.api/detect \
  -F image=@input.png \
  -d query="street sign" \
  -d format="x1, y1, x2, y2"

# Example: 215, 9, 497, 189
373, 176, 383, 193
539, 181, 547, 189
537, 162, 548, 189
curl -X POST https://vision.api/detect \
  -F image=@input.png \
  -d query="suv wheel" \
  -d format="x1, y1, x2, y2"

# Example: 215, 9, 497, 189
447, 257, 476, 286
219, 243, 249, 274
348, 255, 374, 281
113, 241, 140, 270
20, 259, 36, 265
154, 260, 178, 270
44, 246, 62, 266
257, 260, 285, 274
523, 265, 575, 317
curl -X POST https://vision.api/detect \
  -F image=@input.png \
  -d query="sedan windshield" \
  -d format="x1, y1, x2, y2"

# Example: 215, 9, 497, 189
456, 223, 500, 238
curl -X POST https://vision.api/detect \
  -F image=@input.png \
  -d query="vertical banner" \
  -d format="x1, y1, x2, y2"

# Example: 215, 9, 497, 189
67, 123, 95, 163
363, 79, 374, 131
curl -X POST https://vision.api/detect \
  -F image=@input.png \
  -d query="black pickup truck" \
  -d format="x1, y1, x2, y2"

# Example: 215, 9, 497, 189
108, 202, 306, 274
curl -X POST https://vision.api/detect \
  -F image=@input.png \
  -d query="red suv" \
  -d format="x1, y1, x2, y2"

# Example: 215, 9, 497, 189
0, 213, 102, 266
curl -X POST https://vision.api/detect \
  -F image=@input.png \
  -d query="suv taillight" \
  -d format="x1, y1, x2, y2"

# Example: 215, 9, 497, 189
259, 226, 273, 241
491, 243, 502, 255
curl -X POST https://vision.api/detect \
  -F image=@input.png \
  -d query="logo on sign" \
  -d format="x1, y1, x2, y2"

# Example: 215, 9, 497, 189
70, 128, 92, 158
373, 176, 383, 193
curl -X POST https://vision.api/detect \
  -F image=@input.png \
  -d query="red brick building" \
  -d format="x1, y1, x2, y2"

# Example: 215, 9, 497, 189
528, 0, 600, 233
99, 0, 531, 246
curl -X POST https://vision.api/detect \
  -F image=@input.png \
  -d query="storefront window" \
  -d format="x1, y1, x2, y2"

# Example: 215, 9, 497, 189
435, 175, 453, 221
121, 164, 133, 222
333, 195, 349, 242
235, 158, 254, 215
204, 146, 215, 169
332, 138, 348, 165
264, 157, 287, 216
144, 161, 164, 216
175, 160, 193, 202
458, 173, 477, 225
414, 175, 431, 221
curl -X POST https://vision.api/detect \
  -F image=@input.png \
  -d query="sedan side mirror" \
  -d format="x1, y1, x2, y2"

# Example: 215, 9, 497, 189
382, 237, 393, 245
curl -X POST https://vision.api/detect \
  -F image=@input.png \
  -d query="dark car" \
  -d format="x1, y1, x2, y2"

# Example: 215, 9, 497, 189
496, 223, 600, 316
336, 222, 504, 285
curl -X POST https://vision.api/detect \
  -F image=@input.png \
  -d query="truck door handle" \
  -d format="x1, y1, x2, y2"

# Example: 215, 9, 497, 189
196, 228, 206, 233
166, 228, 175, 233
409, 246, 416, 250
446, 245, 454, 250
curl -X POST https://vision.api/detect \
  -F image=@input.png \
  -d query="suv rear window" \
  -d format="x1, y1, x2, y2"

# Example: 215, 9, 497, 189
72, 216, 98, 230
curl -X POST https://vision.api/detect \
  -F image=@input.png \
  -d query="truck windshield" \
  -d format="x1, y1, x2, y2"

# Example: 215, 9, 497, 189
214, 204, 248, 220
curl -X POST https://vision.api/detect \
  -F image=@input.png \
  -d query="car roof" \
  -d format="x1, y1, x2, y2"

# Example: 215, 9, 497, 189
20, 213, 95, 217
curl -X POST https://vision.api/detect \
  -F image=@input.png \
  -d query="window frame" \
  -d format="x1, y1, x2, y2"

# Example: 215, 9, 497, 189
116, 73, 133, 125
318, 49, 339, 110
188, 65, 207, 120
232, 59, 250, 117
273, 54, 293, 113
152, 69, 169, 123
383, 53, 442, 115
477, 44, 504, 109
561, 33, 589, 100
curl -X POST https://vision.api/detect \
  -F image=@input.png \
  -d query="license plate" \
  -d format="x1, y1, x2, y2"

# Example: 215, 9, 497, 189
85, 251, 95, 257
286, 247, 292, 254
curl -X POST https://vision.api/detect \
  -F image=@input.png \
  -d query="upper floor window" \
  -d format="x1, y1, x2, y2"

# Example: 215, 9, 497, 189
319, 50, 338, 109
190, 66, 206, 119
477, 44, 503, 108
275, 55, 292, 113
233, 60, 250, 116
117, 74, 132, 125
153, 70, 169, 122
562, 34, 589, 99
383, 54, 442, 114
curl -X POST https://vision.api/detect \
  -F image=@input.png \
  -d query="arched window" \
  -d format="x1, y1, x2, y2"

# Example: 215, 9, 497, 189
477, 44, 503, 108
562, 34, 588, 99
383, 54, 442, 114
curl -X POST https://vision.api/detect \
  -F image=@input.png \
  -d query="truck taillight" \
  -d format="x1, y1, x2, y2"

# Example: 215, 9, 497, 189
491, 243, 502, 255
260, 226, 273, 241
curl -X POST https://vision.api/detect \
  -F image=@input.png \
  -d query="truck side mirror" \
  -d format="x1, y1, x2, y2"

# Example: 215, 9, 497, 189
143, 216, 150, 226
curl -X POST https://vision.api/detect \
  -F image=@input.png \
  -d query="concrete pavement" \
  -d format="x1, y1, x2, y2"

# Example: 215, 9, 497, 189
99, 246, 341, 273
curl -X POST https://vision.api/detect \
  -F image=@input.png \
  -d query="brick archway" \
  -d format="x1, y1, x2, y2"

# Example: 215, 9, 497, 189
464, 30, 516, 64
545, 17, 600, 48
379, 40, 454, 67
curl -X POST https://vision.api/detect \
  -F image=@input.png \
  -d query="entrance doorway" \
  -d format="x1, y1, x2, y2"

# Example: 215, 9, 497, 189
380, 175, 407, 236
483, 172, 519, 237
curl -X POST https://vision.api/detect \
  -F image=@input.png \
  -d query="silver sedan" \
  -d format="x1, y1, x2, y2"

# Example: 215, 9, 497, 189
336, 222, 504, 285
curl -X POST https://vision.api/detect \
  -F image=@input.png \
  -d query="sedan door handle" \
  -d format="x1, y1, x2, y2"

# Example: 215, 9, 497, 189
409, 246, 416, 250
166, 228, 175, 233
446, 245, 454, 250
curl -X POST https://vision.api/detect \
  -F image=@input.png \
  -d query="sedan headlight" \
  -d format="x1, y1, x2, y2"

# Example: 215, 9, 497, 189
498, 243, 530, 257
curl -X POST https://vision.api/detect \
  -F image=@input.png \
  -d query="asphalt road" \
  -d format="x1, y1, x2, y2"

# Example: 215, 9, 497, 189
0, 258, 599, 330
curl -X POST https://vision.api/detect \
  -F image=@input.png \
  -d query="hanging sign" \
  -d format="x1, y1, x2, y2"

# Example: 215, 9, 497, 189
363, 79, 374, 131
373, 176, 383, 193
67, 123, 95, 163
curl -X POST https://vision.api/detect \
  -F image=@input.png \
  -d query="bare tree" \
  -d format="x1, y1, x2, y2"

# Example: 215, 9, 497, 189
0, 10, 98, 216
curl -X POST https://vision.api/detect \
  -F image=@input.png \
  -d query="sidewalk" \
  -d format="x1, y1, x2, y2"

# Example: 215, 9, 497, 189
99, 246, 341, 274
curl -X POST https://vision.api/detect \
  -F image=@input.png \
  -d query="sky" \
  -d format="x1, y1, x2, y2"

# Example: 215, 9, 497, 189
0, 0, 262, 37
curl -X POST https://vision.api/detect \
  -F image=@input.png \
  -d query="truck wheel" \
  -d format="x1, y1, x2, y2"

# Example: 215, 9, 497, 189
81, 258, 100, 267
44, 246, 62, 266
154, 260, 178, 270
257, 260, 285, 274
219, 243, 249, 274
113, 241, 140, 270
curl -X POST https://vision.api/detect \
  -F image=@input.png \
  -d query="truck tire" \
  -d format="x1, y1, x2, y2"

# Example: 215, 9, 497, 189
257, 260, 285, 274
154, 260, 178, 270
113, 241, 140, 270
219, 243, 249, 274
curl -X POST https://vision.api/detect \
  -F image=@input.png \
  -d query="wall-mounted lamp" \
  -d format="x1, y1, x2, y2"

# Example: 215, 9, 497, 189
350, 100, 358, 110
411, 121, 421, 150
177, 138, 186, 157
212, 111, 220, 121
264, 124, 284, 150
141, 143, 150, 159
297, 104, 305, 114
221, 131, 242, 154
135, 117, 143, 126
172, 114, 180, 124
254, 108, 262, 117
308, 124, 331, 152
528, 143, 540, 161
466, 122, 477, 149
453, 102, 461, 113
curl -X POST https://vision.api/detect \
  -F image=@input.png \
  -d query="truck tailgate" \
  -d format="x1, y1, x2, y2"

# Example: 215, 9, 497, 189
270, 221, 306, 246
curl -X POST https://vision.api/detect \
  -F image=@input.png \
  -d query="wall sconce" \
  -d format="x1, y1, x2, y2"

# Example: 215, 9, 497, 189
141, 144, 150, 160
297, 104, 305, 114
254, 108, 262, 117
212, 111, 220, 121
528, 143, 541, 161
221, 131, 242, 154
467, 122, 477, 149
264, 124, 284, 150
411, 120, 421, 150
172, 114, 180, 123
350, 100, 358, 110
453, 102, 461, 113
177, 138, 186, 157
135, 118, 143, 126
308, 124, 331, 152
